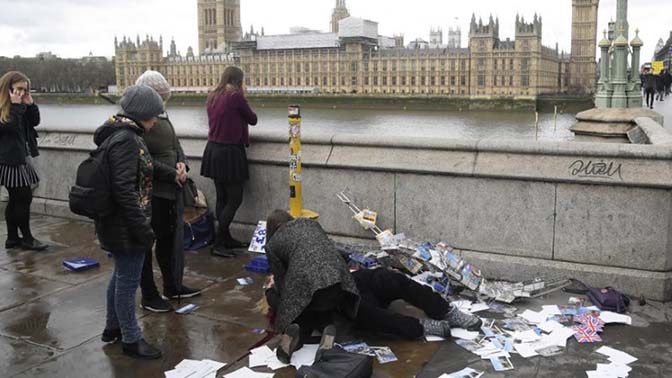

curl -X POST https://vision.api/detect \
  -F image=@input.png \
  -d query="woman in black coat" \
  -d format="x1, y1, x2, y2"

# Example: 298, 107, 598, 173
0, 71, 46, 251
265, 209, 360, 363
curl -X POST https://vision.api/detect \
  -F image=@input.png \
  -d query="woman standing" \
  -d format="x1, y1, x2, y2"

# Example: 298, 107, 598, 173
135, 70, 201, 313
201, 66, 257, 257
97, 85, 164, 359
0, 71, 47, 251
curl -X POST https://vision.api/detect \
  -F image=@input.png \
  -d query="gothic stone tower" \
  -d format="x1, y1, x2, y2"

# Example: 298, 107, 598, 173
198, 0, 242, 54
569, 0, 599, 94
331, 0, 350, 33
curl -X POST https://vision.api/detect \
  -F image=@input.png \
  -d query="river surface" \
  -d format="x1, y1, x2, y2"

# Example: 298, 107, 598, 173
38, 104, 577, 141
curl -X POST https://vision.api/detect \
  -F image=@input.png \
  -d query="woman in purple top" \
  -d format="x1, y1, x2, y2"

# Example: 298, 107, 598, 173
201, 66, 258, 257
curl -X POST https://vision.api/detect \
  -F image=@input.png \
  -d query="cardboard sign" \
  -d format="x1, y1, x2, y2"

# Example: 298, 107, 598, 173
652, 61, 664, 75
248, 221, 267, 253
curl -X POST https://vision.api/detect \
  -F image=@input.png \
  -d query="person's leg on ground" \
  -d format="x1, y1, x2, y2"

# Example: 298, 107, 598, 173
114, 250, 162, 359
103, 262, 122, 343
354, 297, 433, 339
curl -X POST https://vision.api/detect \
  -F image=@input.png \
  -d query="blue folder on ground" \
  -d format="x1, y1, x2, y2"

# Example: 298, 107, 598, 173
63, 258, 100, 272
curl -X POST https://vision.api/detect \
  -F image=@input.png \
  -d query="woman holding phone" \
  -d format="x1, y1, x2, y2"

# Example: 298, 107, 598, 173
0, 71, 47, 251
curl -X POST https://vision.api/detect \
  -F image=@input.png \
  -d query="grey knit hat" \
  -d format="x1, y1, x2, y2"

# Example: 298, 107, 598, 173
120, 85, 164, 121
135, 70, 171, 101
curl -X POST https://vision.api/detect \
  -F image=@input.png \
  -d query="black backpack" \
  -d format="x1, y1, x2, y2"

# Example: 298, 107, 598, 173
69, 138, 115, 220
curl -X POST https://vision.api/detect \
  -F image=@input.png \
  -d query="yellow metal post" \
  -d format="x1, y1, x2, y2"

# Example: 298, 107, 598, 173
288, 105, 319, 219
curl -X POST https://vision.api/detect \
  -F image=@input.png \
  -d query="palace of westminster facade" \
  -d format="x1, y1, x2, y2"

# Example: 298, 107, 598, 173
114, 0, 599, 97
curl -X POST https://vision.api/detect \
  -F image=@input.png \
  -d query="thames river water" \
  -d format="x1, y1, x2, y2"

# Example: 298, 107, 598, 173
38, 103, 578, 141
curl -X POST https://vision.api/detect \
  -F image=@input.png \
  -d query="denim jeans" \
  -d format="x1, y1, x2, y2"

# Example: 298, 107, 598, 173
106, 250, 146, 344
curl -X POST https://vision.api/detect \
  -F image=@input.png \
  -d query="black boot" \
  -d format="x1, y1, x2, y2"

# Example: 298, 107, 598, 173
20, 238, 48, 251
211, 244, 235, 258
101, 328, 121, 343
122, 338, 162, 360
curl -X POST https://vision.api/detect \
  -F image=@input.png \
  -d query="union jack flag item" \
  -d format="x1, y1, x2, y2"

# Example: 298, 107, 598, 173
573, 325, 602, 343
574, 314, 605, 333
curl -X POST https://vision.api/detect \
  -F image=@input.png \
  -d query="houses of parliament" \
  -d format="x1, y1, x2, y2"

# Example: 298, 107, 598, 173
114, 0, 599, 98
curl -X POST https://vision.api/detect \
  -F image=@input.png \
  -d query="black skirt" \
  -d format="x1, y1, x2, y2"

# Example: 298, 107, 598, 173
200, 141, 249, 183
0, 162, 39, 188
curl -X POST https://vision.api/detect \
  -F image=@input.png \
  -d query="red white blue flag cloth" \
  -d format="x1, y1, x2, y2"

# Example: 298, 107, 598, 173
572, 325, 603, 343
575, 313, 605, 333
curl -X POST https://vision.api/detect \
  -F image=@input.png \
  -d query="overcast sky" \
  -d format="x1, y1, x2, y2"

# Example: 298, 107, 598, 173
0, 0, 668, 61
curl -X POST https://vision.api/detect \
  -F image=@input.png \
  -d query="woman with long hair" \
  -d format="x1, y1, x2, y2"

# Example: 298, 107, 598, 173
0, 71, 47, 251
201, 66, 257, 257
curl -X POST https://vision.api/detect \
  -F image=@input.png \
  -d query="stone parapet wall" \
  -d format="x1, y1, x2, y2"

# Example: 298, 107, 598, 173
33, 127, 672, 300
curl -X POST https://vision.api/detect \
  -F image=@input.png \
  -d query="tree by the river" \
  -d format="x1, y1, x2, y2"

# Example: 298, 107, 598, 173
0, 56, 116, 93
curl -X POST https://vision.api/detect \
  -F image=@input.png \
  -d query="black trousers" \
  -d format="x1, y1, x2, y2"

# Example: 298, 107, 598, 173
214, 181, 244, 246
352, 268, 450, 340
140, 197, 178, 298
646, 89, 655, 108
5, 186, 34, 241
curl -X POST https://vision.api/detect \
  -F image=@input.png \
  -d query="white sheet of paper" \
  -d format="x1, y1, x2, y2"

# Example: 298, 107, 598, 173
469, 303, 490, 313
599, 311, 632, 325
451, 300, 472, 312
538, 320, 565, 334
224, 367, 274, 378
541, 305, 562, 315
425, 335, 446, 342
519, 309, 547, 324
441, 367, 485, 378
290, 344, 319, 369
549, 327, 576, 348
596, 362, 632, 377
451, 328, 480, 340
513, 343, 539, 358
249, 346, 275, 368
595, 346, 638, 365
513, 330, 541, 342
481, 350, 510, 360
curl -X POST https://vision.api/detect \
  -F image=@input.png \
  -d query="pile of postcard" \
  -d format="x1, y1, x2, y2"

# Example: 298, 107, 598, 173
248, 344, 317, 371
337, 193, 567, 303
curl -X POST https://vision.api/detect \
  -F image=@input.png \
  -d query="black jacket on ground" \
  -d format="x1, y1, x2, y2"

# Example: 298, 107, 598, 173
93, 115, 155, 254
0, 103, 40, 166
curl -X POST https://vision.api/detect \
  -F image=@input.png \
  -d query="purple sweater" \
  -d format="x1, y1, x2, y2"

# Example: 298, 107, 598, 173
207, 91, 258, 145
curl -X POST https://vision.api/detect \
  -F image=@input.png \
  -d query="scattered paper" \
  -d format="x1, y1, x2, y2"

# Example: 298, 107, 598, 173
236, 277, 254, 286
519, 309, 547, 324
286, 344, 319, 369
440, 367, 484, 378
224, 367, 273, 378
469, 303, 490, 313
425, 335, 446, 342
513, 343, 539, 358
371, 346, 398, 364
595, 346, 637, 365
490, 355, 514, 371
166, 359, 226, 378
541, 305, 562, 316
451, 328, 480, 340
599, 311, 632, 325
538, 320, 565, 334
513, 329, 541, 343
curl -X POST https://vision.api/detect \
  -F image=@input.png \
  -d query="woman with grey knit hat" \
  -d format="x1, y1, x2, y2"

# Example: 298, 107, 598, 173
96, 84, 164, 359
135, 70, 201, 314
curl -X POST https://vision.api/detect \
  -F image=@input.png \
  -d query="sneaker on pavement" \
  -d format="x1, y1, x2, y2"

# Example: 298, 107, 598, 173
445, 305, 483, 331
141, 296, 173, 313
420, 318, 452, 338
164, 285, 202, 300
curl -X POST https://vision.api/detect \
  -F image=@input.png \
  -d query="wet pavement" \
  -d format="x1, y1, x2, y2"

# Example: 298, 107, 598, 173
1, 215, 671, 378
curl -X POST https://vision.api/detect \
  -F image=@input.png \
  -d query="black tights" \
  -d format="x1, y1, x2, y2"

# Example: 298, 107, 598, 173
646, 90, 655, 108
214, 181, 244, 246
5, 186, 34, 241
